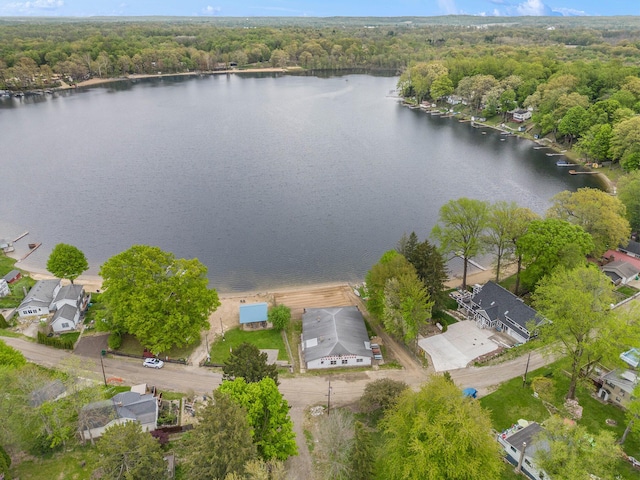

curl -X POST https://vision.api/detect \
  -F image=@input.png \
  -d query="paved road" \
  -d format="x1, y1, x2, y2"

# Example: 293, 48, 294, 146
2, 336, 552, 405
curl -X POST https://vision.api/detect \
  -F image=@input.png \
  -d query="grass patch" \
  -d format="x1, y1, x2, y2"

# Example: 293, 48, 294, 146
60, 331, 81, 343
287, 320, 302, 372
12, 443, 97, 479
209, 327, 288, 363
0, 254, 35, 308
616, 285, 638, 298
0, 328, 21, 338
432, 309, 457, 326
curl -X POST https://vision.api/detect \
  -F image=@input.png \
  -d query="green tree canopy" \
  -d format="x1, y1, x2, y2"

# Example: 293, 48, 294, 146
219, 377, 297, 461
312, 408, 355, 480
546, 188, 630, 257
534, 416, 621, 480
611, 116, 640, 171
431, 197, 490, 289
99, 245, 220, 354
532, 266, 633, 400
0, 340, 26, 369
93, 421, 167, 480
183, 390, 257, 480
617, 170, 640, 232
359, 378, 409, 415
46, 243, 89, 284
223, 342, 279, 385
365, 250, 414, 319
268, 305, 291, 331
516, 218, 593, 289
382, 271, 433, 345
378, 375, 504, 479
398, 232, 449, 308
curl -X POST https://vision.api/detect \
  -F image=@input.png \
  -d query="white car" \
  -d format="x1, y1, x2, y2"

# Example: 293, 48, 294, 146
143, 358, 164, 369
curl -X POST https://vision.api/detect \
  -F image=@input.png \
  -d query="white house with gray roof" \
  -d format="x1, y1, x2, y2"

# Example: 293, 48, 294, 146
601, 260, 639, 285
498, 422, 548, 480
302, 306, 372, 370
454, 282, 543, 344
18, 279, 61, 317
79, 391, 158, 442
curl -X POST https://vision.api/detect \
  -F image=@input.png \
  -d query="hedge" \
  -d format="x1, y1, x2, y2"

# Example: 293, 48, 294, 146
37, 331, 75, 350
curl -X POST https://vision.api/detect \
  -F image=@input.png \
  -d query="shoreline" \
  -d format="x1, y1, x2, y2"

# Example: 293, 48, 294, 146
65, 67, 291, 90
11, 261, 498, 299
413, 103, 616, 193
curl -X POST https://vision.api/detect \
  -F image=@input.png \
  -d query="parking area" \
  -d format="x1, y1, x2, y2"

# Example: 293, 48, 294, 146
418, 320, 500, 372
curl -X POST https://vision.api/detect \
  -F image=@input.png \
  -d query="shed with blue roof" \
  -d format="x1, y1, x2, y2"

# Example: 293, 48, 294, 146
239, 303, 269, 326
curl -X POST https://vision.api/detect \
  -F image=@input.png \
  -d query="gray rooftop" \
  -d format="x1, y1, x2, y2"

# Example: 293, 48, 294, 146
621, 239, 640, 256
3, 269, 21, 282
19, 279, 60, 309
54, 284, 84, 304
302, 306, 372, 362
473, 282, 541, 339
81, 391, 157, 430
51, 304, 78, 324
504, 422, 547, 458
602, 369, 638, 395
602, 260, 639, 281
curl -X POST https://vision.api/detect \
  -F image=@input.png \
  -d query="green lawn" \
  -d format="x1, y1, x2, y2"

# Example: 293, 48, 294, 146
480, 357, 640, 479
12, 445, 97, 480
0, 254, 35, 308
209, 327, 288, 363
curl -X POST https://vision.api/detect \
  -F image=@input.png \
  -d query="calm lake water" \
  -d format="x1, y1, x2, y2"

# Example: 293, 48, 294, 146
0, 74, 603, 292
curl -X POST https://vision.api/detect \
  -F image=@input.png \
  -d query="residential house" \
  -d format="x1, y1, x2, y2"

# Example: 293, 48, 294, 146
601, 260, 639, 285
597, 369, 638, 408
79, 391, 159, 442
511, 108, 532, 123
301, 306, 372, 370
454, 282, 543, 344
604, 249, 640, 271
498, 422, 548, 480
3, 269, 22, 284
50, 304, 81, 333
0, 279, 9, 298
239, 302, 268, 329
52, 284, 85, 311
18, 279, 61, 317
620, 239, 640, 259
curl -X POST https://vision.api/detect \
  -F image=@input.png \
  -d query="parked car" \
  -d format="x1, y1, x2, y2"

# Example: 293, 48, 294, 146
143, 358, 164, 369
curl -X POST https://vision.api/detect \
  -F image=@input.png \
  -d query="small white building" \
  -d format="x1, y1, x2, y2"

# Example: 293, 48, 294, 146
0, 278, 9, 298
302, 306, 372, 370
511, 108, 532, 123
50, 304, 81, 333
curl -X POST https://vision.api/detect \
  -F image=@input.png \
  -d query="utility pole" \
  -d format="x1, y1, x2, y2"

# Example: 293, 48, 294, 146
522, 352, 531, 388
327, 381, 332, 415
99, 350, 107, 387
220, 317, 225, 341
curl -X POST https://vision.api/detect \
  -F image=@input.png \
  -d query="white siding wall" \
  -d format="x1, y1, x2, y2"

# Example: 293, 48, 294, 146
307, 355, 372, 370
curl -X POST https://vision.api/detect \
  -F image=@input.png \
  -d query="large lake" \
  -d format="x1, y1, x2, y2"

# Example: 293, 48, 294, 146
0, 73, 603, 292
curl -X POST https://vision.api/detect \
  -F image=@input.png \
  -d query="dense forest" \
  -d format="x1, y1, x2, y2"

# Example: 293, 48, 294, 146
2, 16, 640, 171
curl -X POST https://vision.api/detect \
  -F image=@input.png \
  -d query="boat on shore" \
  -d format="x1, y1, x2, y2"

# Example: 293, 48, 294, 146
556, 159, 577, 167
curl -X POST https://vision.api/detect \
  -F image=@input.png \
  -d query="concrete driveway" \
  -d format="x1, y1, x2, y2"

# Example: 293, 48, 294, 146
418, 320, 500, 372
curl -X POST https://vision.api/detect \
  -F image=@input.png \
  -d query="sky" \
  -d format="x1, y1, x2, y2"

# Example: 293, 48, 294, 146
0, 0, 638, 18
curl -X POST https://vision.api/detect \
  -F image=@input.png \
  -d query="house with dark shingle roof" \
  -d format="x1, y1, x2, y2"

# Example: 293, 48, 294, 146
620, 239, 640, 259
498, 422, 548, 480
79, 391, 158, 442
3, 269, 21, 284
454, 282, 543, 344
302, 306, 372, 370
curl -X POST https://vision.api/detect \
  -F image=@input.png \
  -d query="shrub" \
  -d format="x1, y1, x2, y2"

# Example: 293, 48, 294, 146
0, 314, 8, 329
36, 331, 75, 350
108, 331, 122, 350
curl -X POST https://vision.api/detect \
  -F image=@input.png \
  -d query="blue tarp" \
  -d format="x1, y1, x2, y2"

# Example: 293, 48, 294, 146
463, 388, 478, 398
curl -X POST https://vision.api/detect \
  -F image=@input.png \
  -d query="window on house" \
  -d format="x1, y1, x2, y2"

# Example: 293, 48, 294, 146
320, 360, 324, 364
341, 359, 348, 365
61, 322, 69, 328
510, 446, 516, 453
616, 397, 621, 403
330, 360, 337, 365
356, 358, 363, 363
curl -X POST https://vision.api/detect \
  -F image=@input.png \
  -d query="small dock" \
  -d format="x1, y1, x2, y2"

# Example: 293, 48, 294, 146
17, 242, 41, 262
569, 170, 600, 175
13, 231, 28, 242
